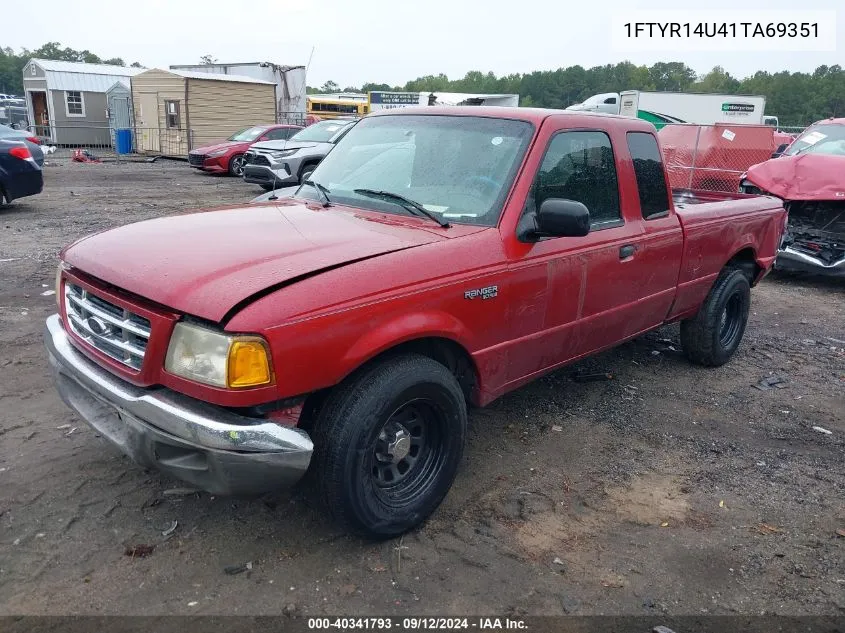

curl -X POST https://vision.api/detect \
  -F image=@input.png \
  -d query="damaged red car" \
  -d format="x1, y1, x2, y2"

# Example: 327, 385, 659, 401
740, 118, 845, 276
188, 124, 303, 176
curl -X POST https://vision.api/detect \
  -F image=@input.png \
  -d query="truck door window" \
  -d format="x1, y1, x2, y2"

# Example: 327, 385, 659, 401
626, 132, 670, 219
529, 130, 621, 228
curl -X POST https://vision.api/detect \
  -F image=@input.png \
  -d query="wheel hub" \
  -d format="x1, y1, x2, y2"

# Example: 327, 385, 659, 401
377, 427, 411, 464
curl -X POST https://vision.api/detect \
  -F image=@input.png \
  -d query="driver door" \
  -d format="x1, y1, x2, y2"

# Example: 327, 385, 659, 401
505, 127, 645, 382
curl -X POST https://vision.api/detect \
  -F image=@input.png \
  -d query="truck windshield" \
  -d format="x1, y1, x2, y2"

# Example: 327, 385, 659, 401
784, 124, 845, 156
228, 126, 268, 142
299, 115, 534, 226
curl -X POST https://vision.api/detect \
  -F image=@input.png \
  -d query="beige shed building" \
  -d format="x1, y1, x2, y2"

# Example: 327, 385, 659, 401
130, 69, 276, 156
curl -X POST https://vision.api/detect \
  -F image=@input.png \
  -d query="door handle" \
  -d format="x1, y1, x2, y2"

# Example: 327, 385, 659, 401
619, 244, 637, 259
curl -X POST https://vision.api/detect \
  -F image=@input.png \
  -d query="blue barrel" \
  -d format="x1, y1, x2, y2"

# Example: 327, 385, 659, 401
115, 128, 133, 154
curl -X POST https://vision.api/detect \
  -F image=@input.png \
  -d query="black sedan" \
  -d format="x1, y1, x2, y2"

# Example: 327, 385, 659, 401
0, 136, 43, 205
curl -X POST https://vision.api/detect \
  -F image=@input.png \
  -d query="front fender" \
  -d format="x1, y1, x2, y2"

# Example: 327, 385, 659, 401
340, 310, 474, 378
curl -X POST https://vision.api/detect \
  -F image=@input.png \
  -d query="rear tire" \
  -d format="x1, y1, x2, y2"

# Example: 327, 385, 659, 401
311, 354, 467, 539
681, 267, 751, 367
260, 184, 275, 191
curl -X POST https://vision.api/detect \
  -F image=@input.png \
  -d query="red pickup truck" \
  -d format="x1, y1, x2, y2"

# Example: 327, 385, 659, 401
45, 107, 786, 538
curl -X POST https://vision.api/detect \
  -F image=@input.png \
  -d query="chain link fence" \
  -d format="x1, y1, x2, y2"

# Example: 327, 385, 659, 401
659, 123, 805, 193
778, 125, 807, 137
25, 125, 198, 162
26, 124, 122, 161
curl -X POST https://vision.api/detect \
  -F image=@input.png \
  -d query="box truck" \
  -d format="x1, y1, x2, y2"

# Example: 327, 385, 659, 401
566, 91, 775, 130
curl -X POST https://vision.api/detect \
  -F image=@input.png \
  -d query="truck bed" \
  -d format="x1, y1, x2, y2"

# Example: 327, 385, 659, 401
668, 188, 786, 320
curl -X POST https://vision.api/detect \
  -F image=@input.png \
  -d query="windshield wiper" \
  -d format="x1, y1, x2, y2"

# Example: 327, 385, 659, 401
353, 188, 450, 228
302, 179, 332, 207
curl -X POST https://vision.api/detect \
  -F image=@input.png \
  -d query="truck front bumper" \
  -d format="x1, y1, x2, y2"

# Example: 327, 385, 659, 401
44, 314, 313, 496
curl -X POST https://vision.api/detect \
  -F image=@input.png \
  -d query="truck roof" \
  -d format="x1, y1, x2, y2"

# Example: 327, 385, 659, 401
368, 106, 658, 129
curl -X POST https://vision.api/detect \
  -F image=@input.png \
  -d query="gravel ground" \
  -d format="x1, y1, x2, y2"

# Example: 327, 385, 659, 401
0, 161, 843, 616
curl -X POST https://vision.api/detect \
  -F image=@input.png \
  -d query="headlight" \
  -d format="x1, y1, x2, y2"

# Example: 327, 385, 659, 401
164, 322, 273, 389
271, 149, 297, 159
206, 148, 228, 157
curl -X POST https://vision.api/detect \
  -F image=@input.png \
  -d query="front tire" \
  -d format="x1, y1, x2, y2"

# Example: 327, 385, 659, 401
681, 267, 751, 367
312, 354, 467, 539
228, 154, 246, 177
299, 166, 315, 184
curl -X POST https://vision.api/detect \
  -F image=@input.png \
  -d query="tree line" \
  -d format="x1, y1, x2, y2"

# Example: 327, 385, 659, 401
316, 62, 844, 127
2, 43, 841, 127
0, 43, 144, 95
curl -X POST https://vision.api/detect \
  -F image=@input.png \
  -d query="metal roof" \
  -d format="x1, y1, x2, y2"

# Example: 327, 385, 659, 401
24, 59, 142, 93
29, 59, 146, 76
170, 62, 305, 72
166, 69, 274, 85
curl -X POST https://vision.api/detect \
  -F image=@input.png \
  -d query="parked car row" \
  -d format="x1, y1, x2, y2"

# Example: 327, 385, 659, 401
242, 119, 356, 190
189, 119, 358, 190
188, 124, 303, 176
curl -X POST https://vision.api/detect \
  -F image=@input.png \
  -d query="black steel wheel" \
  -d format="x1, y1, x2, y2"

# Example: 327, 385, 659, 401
681, 267, 751, 367
311, 354, 467, 539
369, 398, 450, 507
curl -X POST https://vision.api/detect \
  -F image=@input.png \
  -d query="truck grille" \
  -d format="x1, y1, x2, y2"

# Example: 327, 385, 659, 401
188, 153, 206, 166
64, 283, 151, 370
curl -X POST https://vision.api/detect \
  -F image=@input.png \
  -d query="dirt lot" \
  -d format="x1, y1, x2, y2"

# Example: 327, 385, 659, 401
0, 161, 843, 617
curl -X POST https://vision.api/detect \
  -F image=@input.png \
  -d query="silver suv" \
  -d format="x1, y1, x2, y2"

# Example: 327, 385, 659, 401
242, 119, 356, 191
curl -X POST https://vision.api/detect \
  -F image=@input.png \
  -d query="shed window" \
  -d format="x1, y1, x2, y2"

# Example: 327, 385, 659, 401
65, 91, 85, 117
165, 100, 181, 128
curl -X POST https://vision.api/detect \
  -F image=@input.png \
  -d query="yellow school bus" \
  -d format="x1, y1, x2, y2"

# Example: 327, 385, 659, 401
306, 95, 369, 119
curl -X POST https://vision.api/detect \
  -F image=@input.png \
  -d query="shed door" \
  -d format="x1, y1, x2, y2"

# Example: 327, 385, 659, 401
110, 95, 132, 129
136, 92, 160, 152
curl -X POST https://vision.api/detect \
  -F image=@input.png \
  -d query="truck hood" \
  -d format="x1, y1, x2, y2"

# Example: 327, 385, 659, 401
62, 200, 448, 323
744, 154, 845, 201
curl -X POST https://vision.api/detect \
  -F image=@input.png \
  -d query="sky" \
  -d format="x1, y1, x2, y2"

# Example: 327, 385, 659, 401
3, 0, 842, 88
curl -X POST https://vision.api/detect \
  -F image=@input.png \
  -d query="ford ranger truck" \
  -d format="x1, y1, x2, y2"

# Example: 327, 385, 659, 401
45, 107, 786, 539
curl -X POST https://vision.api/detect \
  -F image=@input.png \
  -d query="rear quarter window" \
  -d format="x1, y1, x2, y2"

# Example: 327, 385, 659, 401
626, 132, 670, 219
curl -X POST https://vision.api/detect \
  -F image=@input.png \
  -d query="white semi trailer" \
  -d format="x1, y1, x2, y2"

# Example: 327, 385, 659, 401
566, 91, 776, 130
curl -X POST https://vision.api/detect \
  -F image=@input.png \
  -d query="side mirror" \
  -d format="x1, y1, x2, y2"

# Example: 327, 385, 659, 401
538, 199, 591, 236
518, 198, 591, 241
771, 143, 789, 159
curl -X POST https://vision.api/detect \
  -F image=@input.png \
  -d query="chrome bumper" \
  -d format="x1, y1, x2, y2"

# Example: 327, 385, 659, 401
44, 314, 313, 495
776, 247, 845, 277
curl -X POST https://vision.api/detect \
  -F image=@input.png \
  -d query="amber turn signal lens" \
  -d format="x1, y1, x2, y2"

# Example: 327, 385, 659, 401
227, 339, 272, 388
